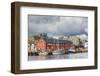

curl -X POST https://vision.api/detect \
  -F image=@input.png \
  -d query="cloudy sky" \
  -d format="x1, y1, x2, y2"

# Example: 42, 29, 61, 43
28, 15, 88, 37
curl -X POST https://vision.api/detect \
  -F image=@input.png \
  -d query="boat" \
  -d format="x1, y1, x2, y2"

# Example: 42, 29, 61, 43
68, 47, 76, 53
52, 50, 62, 55
39, 52, 48, 56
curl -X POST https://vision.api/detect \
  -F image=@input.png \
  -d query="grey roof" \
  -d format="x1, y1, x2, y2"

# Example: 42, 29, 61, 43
43, 37, 72, 44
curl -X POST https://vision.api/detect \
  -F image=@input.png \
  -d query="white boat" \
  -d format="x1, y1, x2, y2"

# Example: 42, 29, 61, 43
68, 48, 76, 53
52, 50, 62, 55
39, 52, 48, 56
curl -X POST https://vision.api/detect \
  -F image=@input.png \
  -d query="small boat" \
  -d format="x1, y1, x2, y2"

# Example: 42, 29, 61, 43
52, 50, 61, 55
68, 48, 76, 53
39, 52, 48, 56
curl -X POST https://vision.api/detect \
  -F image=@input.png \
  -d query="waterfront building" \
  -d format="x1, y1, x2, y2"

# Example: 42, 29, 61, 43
35, 37, 73, 52
68, 36, 81, 46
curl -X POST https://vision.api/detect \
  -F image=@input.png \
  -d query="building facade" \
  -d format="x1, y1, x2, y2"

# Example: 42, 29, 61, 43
68, 36, 81, 46
35, 37, 73, 52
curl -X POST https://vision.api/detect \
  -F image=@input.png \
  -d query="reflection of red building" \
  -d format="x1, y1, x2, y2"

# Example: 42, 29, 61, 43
36, 38, 73, 51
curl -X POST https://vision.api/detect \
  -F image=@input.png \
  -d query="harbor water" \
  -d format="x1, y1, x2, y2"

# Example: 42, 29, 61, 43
28, 52, 88, 61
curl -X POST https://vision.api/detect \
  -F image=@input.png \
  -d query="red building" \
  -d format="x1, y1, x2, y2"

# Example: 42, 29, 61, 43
35, 37, 73, 52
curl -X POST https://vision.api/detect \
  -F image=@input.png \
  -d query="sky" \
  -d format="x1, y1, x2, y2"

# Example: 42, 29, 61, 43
28, 15, 88, 37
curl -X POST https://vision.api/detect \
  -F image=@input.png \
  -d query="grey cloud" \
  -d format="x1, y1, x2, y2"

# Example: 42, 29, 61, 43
28, 15, 88, 36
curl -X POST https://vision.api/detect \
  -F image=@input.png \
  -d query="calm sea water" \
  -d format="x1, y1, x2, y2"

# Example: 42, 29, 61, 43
28, 52, 88, 61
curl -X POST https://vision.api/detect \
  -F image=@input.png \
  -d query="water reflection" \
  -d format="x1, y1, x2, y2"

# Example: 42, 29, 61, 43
28, 52, 88, 61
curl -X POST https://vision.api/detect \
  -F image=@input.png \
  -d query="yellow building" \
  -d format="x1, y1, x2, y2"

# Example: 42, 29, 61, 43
68, 36, 81, 46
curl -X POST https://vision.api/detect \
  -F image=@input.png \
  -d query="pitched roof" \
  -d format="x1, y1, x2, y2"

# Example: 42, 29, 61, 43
42, 37, 72, 44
